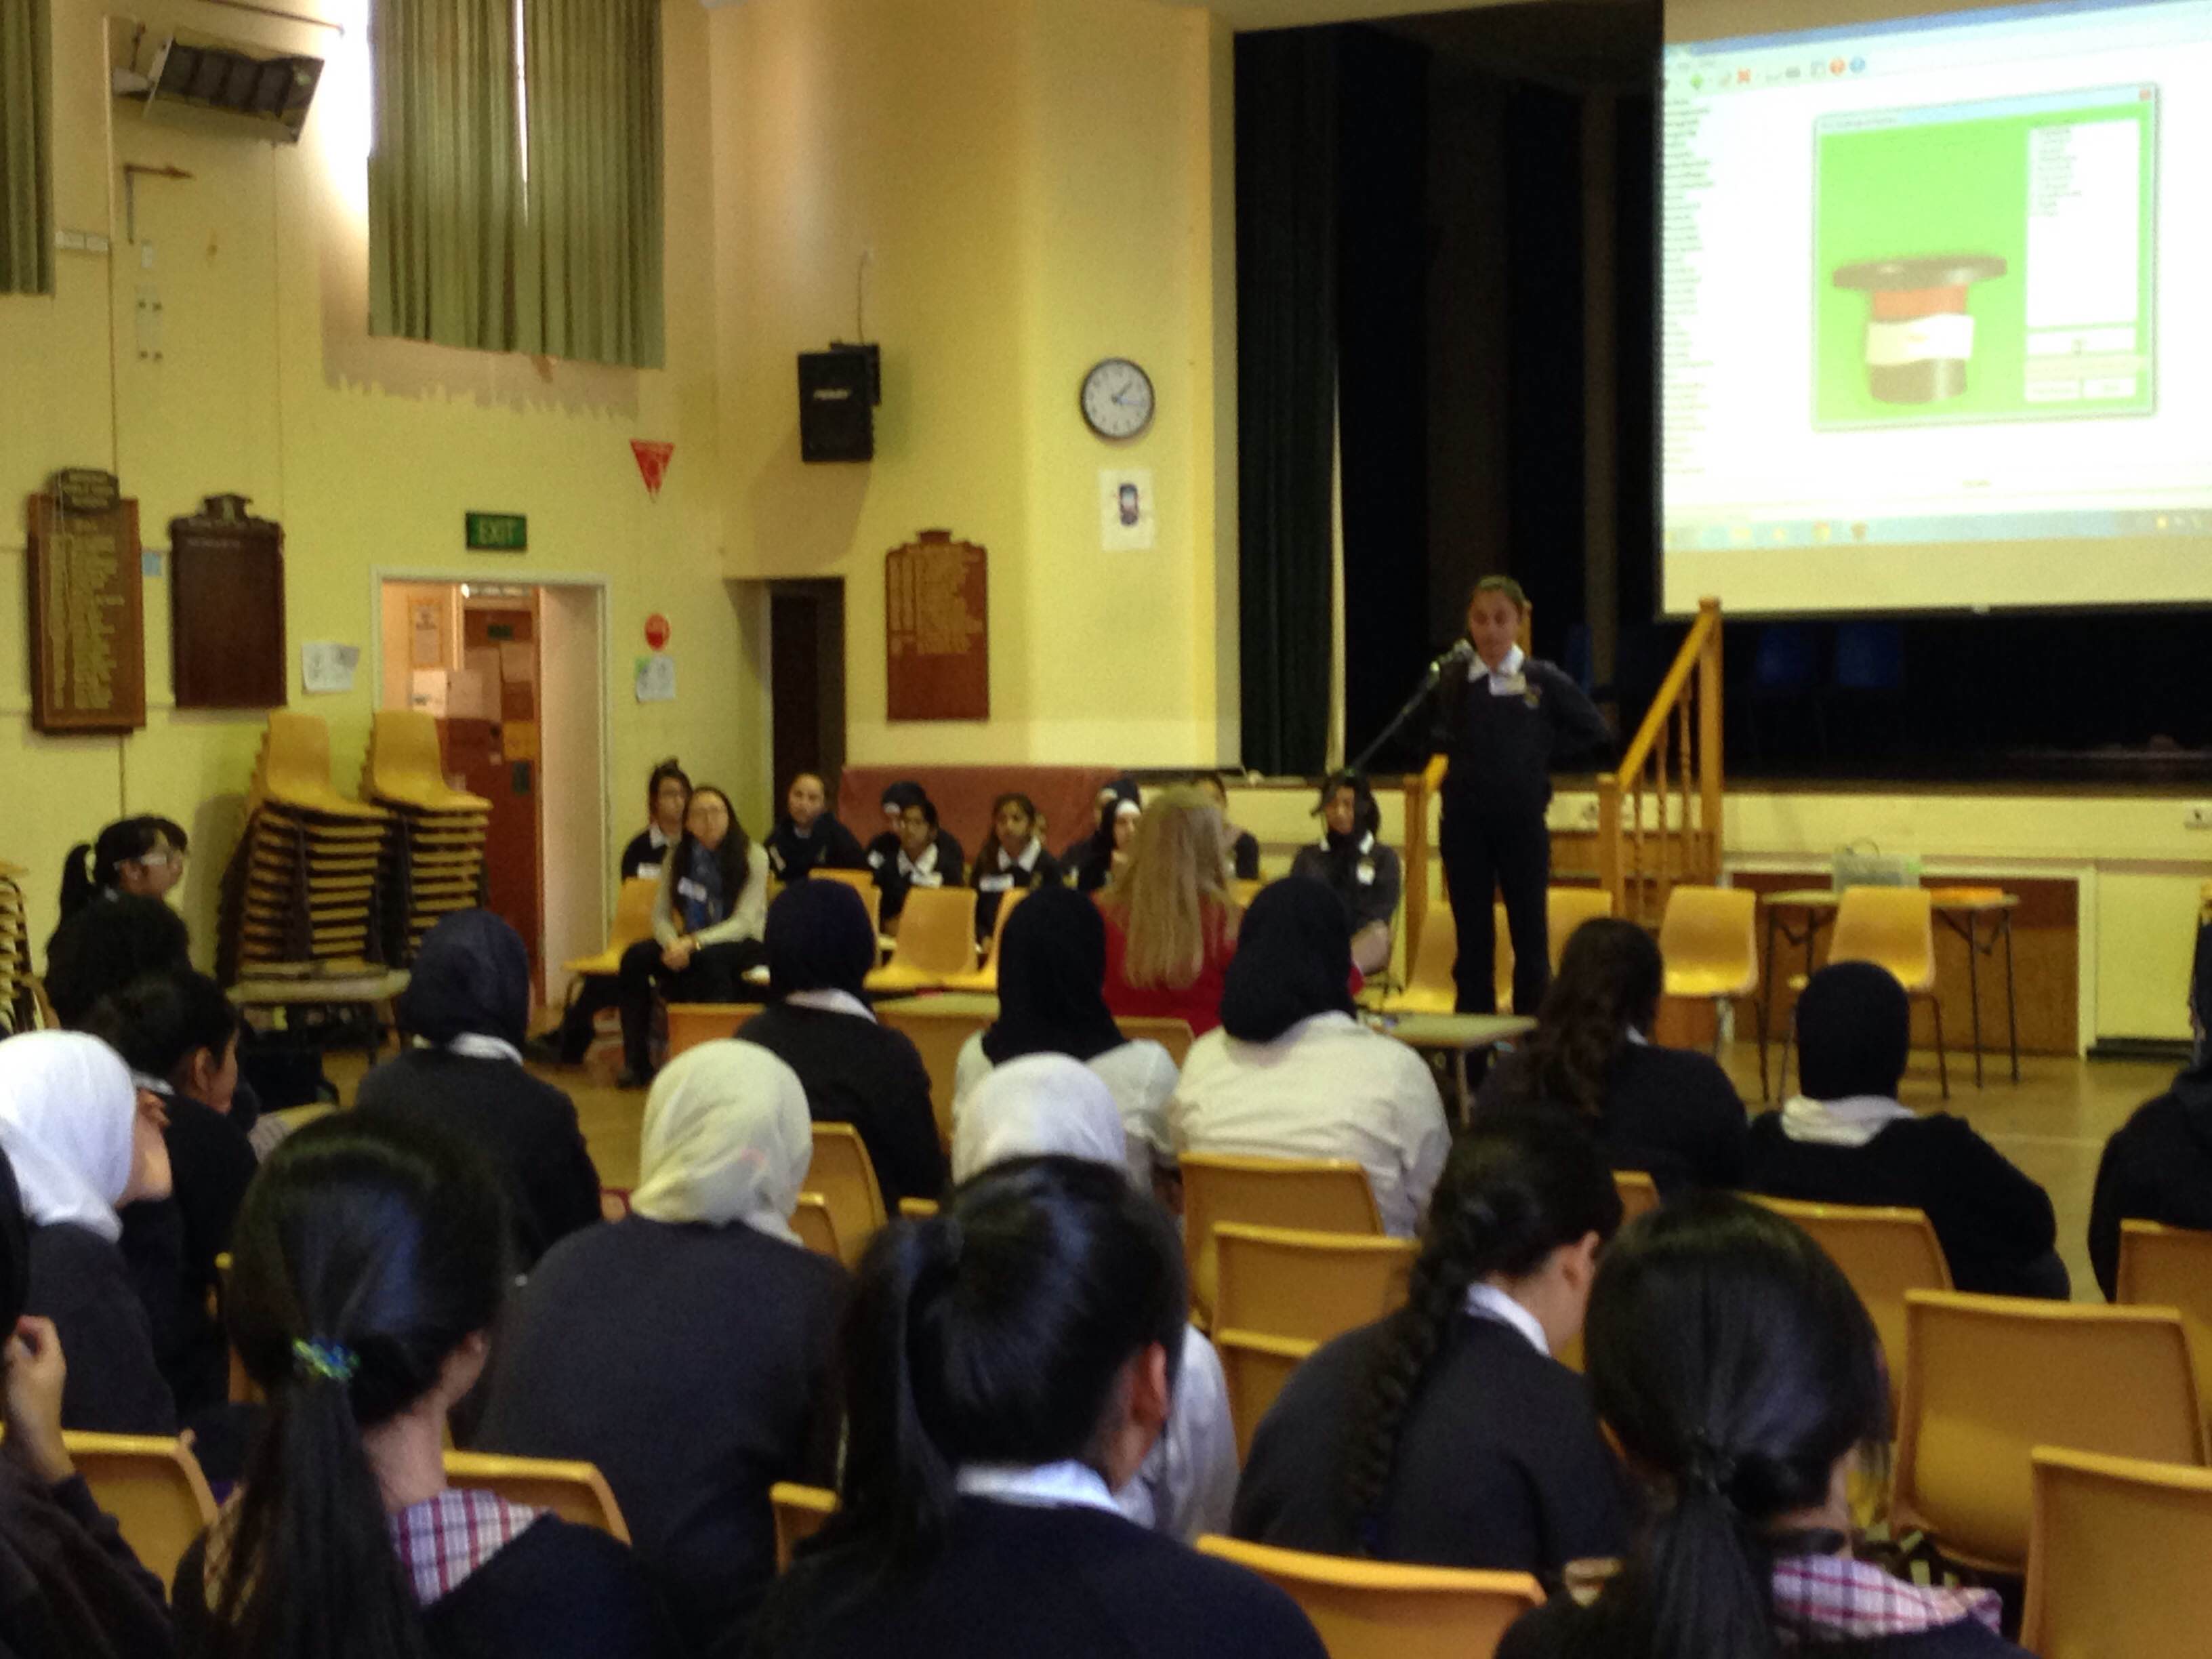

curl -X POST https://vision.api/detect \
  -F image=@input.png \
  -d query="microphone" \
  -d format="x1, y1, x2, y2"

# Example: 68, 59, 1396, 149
1427, 638, 1475, 680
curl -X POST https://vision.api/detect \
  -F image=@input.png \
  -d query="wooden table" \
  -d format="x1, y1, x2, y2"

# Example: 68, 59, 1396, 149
1365, 1012, 1536, 1118
228, 969, 410, 1067
1761, 889, 2020, 1087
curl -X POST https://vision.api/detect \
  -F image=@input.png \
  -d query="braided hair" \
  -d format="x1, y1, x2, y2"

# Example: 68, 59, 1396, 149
1488, 918, 1661, 1120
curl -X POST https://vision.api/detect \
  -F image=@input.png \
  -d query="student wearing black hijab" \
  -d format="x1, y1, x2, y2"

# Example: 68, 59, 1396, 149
1746, 961, 2066, 1298
865, 782, 964, 926
1069, 777, 1143, 895
764, 772, 867, 883
355, 909, 602, 1271
1288, 771, 1402, 977
952, 884, 1179, 1191
0, 1147, 176, 1659
737, 882, 947, 1207
1171, 878, 1448, 1238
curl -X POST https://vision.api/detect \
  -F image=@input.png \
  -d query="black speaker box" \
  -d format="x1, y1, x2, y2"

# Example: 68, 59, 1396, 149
799, 349, 876, 463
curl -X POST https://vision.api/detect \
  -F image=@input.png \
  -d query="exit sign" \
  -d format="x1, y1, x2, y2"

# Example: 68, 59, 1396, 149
466, 512, 528, 552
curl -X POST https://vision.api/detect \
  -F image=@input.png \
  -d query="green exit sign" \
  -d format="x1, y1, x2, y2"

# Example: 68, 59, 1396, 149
466, 512, 529, 552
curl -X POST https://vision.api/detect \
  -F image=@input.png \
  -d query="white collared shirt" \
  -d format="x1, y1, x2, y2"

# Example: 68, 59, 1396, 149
897, 840, 945, 887
783, 988, 876, 1023
1471, 642, 1527, 690
955, 1459, 1123, 1516
1463, 1281, 1550, 1357
443, 1033, 524, 1065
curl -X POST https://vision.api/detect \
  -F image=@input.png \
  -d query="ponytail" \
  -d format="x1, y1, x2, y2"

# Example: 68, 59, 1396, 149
1341, 1112, 1620, 1540
56, 844, 97, 922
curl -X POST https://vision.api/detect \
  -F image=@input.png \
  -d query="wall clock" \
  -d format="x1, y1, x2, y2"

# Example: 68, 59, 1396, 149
1080, 357, 1155, 440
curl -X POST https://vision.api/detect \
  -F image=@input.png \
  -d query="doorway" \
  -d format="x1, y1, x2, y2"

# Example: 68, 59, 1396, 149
766, 580, 848, 802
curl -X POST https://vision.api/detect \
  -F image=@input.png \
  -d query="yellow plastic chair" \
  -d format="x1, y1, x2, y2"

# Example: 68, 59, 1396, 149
808, 867, 883, 935
256, 712, 388, 820
1232, 878, 1267, 910
1382, 901, 1458, 1016
865, 886, 980, 993
63, 1431, 216, 1591
771, 1481, 839, 1572
1612, 1169, 1661, 1223
2117, 1221, 2212, 1427
1782, 886, 1948, 1099
1893, 1291, 2207, 1573
1750, 1196, 1949, 1418
561, 876, 661, 984
443, 1452, 629, 1541
791, 1193, 842, 1261
1180, 1154, 1382, 1330
1214, 1224, 1416, 1345
663, 1003, 752, 1063
367, 710, 492, 812
898, 1196, 940, 1219
1492, 887, 1616, 1013
1195, 1535, 1544, 1659
1216, 1330, 1315, 1463
2022, 1447, 2212, 1659
876, 1002, 996, 1149
944, 886, 1029, 993
806, 1122, 887, 1269
1116, 1014, 1197, 1069
1658, 885, 1767, 1099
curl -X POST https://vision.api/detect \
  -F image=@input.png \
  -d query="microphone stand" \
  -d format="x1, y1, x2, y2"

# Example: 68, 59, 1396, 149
1350, 645, 1469, 777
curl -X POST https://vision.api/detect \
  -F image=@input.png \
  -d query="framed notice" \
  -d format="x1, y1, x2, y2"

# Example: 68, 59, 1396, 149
171, 493, 286, 710
885, 529, 988, 721
26, 470, 146, 733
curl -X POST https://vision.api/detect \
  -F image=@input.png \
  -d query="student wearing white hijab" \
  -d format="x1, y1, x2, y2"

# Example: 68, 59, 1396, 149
0, 1031, 176, 1434
474, 1040, 846, 1655
952, 1054, 1239, 1542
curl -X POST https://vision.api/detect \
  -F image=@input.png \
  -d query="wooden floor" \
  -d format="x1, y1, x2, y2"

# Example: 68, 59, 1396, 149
324, 1040, 2171, 1304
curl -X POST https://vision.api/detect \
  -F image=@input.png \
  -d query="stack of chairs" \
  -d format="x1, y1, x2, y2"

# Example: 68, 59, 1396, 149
0, 861, 30, 1032
220, 714, 390, 981
363, 712, 491, 964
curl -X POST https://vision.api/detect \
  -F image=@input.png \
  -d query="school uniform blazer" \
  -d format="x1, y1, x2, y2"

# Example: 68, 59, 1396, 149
867, 831, 966, 922
1475, 1042, 1748, 1195
1428, 653, 1612, 820
736, 1003, 947, 1207
1288, 840, 1404, 937
620, 826, 676, 882
764, 817, 867, 882
24, 1222, 176, 1437
2087, 1069, 2212, 1298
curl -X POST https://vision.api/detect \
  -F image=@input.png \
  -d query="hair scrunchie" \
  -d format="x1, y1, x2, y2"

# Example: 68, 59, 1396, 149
292, 1337, 360, 1385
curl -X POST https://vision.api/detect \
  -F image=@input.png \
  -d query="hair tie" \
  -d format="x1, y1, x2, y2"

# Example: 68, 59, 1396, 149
292, 1338, 359, 1385
1685, 1432, 1738, 1498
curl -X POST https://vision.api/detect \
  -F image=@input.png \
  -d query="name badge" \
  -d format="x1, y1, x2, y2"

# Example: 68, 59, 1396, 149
1489, 672, 1528, 697
767, 847, 787, 874
1357, 860, 1376, 886
977, 874, 1012, 893
676, 878, 710, 904
635, 861, 663, 882
912, 871, 945, 889
867, 849, 884, 869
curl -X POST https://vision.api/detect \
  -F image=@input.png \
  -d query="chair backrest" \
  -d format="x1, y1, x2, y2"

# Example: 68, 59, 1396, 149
1214, 1223, 1416, 1345
975, 884, 1028, 967
1232, 878, 1266, 911
1195, 1534, 1544, 1659
62, 1432, 216, 1591
443, 1451, 630, 1541
1492, 901, 1513, 1011
1115, 1014, 1197, 1069
882, 886, 979, 978
1828, 886, 1936, 991
2117, 1219, 2212, 1409
1401, 901, 1458, 1010
1547, 886, 1616, 964
806, 1122, 888, 1267
1751, 1195, 1949, 1414
804, 867, 884, 931
1181, 1154, 1382, 1328
664, 1002, 751, 1063
792, 1192, 842, 1261
1658, 885, 1758, 995
368, 709, 447, 792
1612, 1169, 1661, 1222
1216, 1330, 1315, 1463
1893, 1290, 2207, 1571
2022, 1446, 2212, 1658
263, 710, 337, 795
875, 1003, 996, 1148
607, 876, 661, 955
770, 1481, 839, 1572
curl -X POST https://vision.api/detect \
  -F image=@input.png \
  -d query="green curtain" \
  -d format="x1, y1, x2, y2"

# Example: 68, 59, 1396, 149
0, 0, 52, 298
517, 0, 663, 368
367, 0, 523, 350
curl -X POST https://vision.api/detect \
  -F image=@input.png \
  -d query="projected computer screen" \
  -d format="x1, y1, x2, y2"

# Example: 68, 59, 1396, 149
1660, 0, 2212, 614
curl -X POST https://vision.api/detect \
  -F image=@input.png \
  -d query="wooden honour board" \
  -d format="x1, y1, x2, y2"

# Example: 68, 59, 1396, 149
885, 529, 988, 722
26, 472, 146, 733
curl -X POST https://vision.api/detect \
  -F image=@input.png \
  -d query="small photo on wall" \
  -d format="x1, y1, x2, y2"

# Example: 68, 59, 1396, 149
1099, 467, 1156, 552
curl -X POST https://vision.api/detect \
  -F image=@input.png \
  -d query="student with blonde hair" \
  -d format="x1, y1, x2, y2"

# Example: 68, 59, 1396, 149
1097, 787, 1240, 1036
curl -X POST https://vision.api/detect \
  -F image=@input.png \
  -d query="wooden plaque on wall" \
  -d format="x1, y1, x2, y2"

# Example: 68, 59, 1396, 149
171, 494, 287, 710
26, 470, 146, 733
885, 529, 988, 721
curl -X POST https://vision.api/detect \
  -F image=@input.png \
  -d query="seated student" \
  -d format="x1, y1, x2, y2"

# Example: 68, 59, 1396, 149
1172, 878, 1448, 1238
951, 1055, 1237, 1541
622, 758, 693, 882
1288, 771, 1401, 979
1061, 775, 1141, 893
476, 1042, 846, 1654
867, 782, 964, 928
55, 815, 190, 928
1233, 1112, 1629, 1580
0, 1147, 175, 1659
954, 884, 1177, 1192
0, 1032, 176, 1435
1475, 918, 1747, 1195
970, 792, 1061, 943
357, 910, 602, 1271
1099, 787, 1240, 1036
741, 1156, 1326, 1659
1195, 773, 1262, 883
617, 785, 771, 1086
173, 1114, 676, 1659
2089, 920, 2212, 1296
1746, 962, 2067, 1299
43, 893, 190, 1031
1075, 785, 1143, 897
764, 771, 867, 883
1498, 1195, 2027, 1659
737, 882, 946, 1208
83, 968, 258, 1420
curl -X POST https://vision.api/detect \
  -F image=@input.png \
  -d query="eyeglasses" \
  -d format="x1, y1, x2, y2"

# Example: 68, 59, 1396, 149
129, 851, 185, 872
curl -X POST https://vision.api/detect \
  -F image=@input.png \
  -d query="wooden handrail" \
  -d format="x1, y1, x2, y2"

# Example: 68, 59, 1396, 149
1598, 596, 1724, 922
1614, 596, 1721, 785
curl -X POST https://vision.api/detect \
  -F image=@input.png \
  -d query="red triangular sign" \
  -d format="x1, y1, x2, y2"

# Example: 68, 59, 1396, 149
631, 439, 674, 500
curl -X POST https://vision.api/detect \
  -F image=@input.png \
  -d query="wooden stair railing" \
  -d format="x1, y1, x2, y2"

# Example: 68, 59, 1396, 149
1596, 596, 1724, 926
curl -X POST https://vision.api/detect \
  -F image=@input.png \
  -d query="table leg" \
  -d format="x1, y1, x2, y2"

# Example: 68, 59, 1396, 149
1964, 912, 1985, 1090
2002, 910, 2020, 1084
1761, 905, 1782, 1056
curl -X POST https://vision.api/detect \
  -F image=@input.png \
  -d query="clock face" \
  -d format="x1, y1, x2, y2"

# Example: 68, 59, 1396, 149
1080, 358, 1155, 440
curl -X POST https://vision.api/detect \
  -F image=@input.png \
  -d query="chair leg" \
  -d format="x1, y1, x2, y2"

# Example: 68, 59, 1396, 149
1778, 1006, 1795, 1101
1754, 998, 1771, 1103
1929, 993, 1949, 1101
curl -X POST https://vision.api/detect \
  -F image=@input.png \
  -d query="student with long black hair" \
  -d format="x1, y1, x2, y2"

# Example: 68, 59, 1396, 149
743, 1157, 1324, 1659
173, 1113, 674, 1659
1476, 918, 1748, 1195
1232, 1111, 1629, 1579
1498, 1195, 2026, 1658
56, 817, 190, 926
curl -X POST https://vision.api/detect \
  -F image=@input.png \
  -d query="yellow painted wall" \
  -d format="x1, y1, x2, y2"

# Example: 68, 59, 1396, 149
710, 0, 1238, 770
1, 0, 749, 963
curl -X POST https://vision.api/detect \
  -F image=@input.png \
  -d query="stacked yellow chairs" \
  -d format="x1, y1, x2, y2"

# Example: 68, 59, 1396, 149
771, 1481, 839, 1571
1658, 884, 1766, 1098
1179, 1154, 1382, 1332
663, 1004, 752, 1063
2116, 1221, 2212, 1427
2021, 1447, 2212, 1659
790, 1193, 842, 1262
1892, 1291, 2206, 1574
1116, 1014, 1198, 1069
805, 1123, 887, 1269
1782, 886, 1948, 1099
1751, 1196, 1949, 1417
876, 1002, 997, 1149
443, 1452, 629, 1540
222, 712, 391, 979
558, 876, 661, 1049
64, 1431, 217, 1590
0, 863, 29, 1033
1196, 1536, 1542, 1659
943, 886, 1029, 993
364, 710, 493, 963
865, 887, 980, 993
